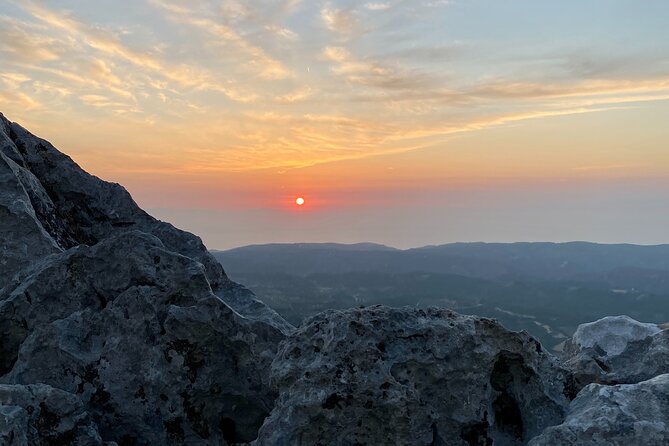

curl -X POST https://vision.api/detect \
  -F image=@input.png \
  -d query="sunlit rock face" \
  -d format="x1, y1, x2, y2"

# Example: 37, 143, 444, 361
529, 374, 669, 446
563, 315, 669, 388
0, 112, 293, 445
256, 306, 574, 446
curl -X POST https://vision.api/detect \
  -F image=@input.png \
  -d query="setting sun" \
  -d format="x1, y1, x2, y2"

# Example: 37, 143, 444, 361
295, 197, 305, 206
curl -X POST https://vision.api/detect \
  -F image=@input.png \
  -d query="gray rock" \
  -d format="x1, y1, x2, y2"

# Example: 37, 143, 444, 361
569, 315, 661, 356
0, 230, 286, 445
528, 374, 669, 446
0, 112, 292, 332
563, 316, 669, 387
255, 306, 574, 446
0, 150, 61, 285
0, 113, 294, 444
0, 383, 106, 445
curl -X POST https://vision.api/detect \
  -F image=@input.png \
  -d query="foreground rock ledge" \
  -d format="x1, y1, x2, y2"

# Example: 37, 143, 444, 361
255, 306, 574, 446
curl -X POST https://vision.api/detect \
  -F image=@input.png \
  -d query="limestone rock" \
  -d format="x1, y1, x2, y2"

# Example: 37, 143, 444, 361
0, 113, 294, 444
0, 383, 106, 446
528, 374, 669, 446
255, 306, 574, 446
563, 316, 669, 387
0, 112, 292, 332
0, 150, 61, 285
0, 230, 286, 445
569, 315, 661, 357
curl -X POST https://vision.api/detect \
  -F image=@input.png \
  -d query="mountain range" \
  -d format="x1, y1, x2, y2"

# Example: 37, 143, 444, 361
213, 242, 669, 348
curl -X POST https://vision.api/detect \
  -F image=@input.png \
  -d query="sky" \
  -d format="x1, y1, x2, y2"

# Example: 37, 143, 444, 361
1, 0, 669, 249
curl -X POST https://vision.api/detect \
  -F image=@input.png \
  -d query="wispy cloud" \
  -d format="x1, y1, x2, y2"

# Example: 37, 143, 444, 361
1, 0, 669, 176
365, 3, 391, 11
321, 6, 358, 35
148, 0, 291, 80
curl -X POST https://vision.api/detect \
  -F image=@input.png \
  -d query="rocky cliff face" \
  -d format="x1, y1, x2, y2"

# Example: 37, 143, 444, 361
0, 113, 293, 445
1, 113, 668, 445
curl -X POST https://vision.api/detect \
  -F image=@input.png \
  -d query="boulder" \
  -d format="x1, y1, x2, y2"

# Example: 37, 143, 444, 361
528, 374, 669, 446
255, 306, 574, 446
563, 316, 669, 387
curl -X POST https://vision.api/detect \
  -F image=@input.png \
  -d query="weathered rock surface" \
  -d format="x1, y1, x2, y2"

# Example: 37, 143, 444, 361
0, 383, 107, 446
0, 146, 61, 286
0, 112, 294, 444
0, 113, 292, 333
562, 315, 669, 387
256, 306, 574, 446
528, 374, 669, 446
1, 231, 286, 444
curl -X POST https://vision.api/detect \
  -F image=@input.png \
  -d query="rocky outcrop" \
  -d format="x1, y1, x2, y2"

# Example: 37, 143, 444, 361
0, 113, 294, 444
562, 316, 669, 388
255, 306, 574, 446
0, 384, 107, 446
0, 113, 292, 333
528, 374, 669, 446
0, 141, 61, 286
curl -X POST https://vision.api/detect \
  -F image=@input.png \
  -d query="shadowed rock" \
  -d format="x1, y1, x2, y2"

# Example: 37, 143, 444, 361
0, 112, 293, 445
0, 384, 107, 446
255, 306, 573, 446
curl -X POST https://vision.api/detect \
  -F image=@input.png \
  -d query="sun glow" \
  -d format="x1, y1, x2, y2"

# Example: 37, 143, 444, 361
295, 197, 305, 206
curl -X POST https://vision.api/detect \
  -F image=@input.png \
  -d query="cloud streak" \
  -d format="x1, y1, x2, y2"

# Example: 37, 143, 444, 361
1, 0, 668, 176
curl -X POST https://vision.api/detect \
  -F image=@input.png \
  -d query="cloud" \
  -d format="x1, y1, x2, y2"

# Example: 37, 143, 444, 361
148, 0, 291, 80
0, 89, 41, 110
274, 87, 313, 103
2, 0, 669, 176
0, 16, 66, 62
571, 164, 643, 172
322, 46, 436, 91
321, 7, 358, 34
365, 3, 391, 11
20, 0, 259, 102
264, 25, 299, 41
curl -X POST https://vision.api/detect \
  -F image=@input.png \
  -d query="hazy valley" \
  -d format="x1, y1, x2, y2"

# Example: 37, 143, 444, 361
214, 242, 669, 349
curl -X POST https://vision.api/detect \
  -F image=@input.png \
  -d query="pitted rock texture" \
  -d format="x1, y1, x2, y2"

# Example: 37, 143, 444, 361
0, 384, 107, 446
0, 113, 293, 444
1, 232, 284, 444
528, 374, 669, 446
255, 306, 573, 446
562, 316, 669, 388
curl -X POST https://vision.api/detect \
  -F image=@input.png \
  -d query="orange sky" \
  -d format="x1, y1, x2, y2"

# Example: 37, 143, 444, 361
2, 1, 669, 248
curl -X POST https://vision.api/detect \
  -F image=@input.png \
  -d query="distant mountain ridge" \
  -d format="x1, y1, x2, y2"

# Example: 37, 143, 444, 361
215, 241, 669, 283
212, 242, 669, 348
